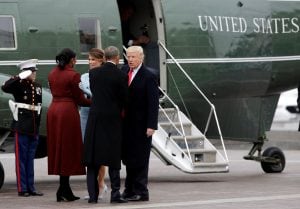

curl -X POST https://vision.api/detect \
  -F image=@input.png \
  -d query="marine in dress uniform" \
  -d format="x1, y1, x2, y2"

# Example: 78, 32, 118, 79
1, 59, 43, 197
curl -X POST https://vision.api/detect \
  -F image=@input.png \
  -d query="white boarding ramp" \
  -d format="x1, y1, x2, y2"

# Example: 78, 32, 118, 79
152, 106, 229, 174
153, 42, 229, 174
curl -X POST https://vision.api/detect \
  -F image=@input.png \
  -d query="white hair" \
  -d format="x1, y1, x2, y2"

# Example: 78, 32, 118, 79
126, 46, 144, 60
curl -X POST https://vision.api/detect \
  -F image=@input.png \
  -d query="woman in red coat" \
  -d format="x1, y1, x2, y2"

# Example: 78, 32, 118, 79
47, 48, 91, 202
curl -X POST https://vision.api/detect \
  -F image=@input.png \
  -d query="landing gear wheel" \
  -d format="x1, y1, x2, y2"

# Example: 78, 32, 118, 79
261, 147, 285, 173
0, 161, 4, 189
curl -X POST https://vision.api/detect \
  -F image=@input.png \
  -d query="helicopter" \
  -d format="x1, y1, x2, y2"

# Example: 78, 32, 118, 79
1, 0, 300, 189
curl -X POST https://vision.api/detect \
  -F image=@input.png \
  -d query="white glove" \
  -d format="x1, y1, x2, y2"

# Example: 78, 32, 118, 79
79, 82, 92, 97
79, 82, 84, 91
19, 70, 32, 79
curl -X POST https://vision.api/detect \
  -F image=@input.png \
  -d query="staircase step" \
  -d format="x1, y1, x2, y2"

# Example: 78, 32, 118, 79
182, 149, 216, 163
171, 135, 204, 140
182, 148, 217, 155
158, 108, 178, 122
193, 162, 228, 168
171, 135, 204, 149
160, 122, 192, 135
159, 108, 177, 113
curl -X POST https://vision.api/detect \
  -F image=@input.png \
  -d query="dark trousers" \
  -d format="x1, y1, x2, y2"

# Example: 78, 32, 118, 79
15, 132, 38, 193
108, 167, 122, 200
124, 163, 149, 197
86, 165, 100, 201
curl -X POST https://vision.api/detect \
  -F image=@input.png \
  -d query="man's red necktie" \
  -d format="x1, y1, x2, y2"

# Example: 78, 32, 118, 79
128, 68, 133, 86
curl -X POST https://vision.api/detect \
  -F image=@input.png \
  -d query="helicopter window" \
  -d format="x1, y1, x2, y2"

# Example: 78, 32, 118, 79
0, 15, 16, 50
78, 17, 101, 53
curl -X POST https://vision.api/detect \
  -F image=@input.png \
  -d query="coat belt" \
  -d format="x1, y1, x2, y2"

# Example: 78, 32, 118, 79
52, 98, 73, 102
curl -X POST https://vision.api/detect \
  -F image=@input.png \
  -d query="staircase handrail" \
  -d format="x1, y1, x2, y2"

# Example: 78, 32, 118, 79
159, 87, 193, 163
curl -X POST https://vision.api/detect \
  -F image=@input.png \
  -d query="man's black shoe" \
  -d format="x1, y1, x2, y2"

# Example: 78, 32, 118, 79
110, 197, 128, 203
88, 199, 98, 204
29, 191, 44, 196
121, 191, 134, 199
18, 192, 30, 197
126, 194, 149, 201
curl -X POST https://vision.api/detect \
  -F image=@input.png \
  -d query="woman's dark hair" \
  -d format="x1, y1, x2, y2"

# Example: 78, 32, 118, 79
55, 48, 76, 70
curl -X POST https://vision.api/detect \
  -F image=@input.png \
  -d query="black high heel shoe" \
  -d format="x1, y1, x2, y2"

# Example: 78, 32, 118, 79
56, 194, 76, 202
66, 186, 80, 200
56, 181, 80, 202
56, 187, 79, 202
56, 192, 80, 202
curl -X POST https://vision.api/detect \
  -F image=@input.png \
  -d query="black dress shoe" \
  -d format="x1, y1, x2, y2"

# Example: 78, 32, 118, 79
88, 199, 98, 204
18, 192, 30, 197
121, 191, 134, 199
110, 197, 128, 203
72, 195, 80, 200
126, 194, 149, 201
29, 191, 44, 196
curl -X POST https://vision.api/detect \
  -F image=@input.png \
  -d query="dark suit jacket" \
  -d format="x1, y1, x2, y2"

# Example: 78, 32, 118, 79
83, 62, 128, 169
122, 64, 159, 167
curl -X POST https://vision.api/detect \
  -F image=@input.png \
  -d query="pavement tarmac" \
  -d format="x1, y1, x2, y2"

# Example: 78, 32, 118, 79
0, 147, 300, 209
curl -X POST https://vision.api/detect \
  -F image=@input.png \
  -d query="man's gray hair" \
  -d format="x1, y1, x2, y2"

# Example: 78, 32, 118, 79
126, 46, 144, 60
104, 46, 120, 60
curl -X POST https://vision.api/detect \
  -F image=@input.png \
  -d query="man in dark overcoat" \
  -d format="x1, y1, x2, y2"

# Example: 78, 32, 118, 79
83, 46, 128, 204
121, 46, 159, 201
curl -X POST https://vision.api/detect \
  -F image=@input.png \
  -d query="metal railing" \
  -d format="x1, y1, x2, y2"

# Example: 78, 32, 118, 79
158, 87, 193, 163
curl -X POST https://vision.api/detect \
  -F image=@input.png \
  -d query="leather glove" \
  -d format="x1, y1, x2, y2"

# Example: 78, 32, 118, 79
19, 70, 32, 79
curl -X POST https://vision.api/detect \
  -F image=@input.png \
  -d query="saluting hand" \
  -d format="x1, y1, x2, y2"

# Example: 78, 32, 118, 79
19, 70, 32, 80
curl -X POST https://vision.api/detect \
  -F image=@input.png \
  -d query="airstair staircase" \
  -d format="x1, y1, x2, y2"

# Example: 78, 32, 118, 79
152, 95, 229, 173
151, 42, 229, 173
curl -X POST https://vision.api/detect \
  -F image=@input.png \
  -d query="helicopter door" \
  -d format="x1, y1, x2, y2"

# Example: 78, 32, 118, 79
117, 0, 166, 90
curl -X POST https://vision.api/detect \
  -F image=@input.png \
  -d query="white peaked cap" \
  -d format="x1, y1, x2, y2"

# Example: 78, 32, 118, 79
17, 59, 38, 70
